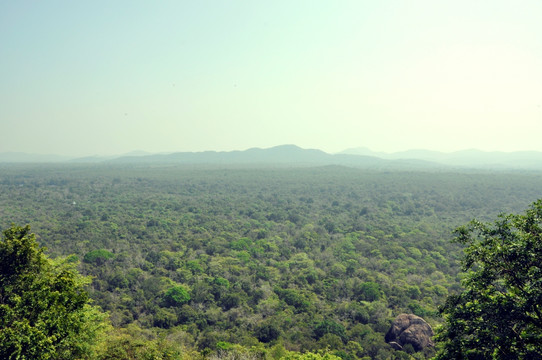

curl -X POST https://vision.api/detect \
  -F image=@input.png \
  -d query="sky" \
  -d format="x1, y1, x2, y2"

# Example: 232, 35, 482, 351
1, 1, 542, 156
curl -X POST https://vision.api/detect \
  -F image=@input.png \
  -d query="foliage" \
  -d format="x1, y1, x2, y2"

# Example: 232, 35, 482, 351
84, 249, 115, 264
95, 324, 189, 360
164, 285, 191, 307
314, 320, 346, 341
435, 200, 542, 359
2, 165, 542, 358
256, 322, 281, 343
0, 225, 107, 359
358, 282, 381, 302
280, 349, 342, 360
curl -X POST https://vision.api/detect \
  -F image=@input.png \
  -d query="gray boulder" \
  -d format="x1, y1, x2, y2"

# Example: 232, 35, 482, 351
385, 314, 434, 351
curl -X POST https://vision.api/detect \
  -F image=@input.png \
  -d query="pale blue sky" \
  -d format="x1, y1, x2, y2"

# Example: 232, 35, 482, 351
1, 1, 541, 156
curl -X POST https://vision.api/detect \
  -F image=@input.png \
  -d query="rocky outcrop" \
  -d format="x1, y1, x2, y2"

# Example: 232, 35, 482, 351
385, 314, 434, 351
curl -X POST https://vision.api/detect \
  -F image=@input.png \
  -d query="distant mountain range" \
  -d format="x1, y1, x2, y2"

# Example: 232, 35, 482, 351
340, 147, 542, 170
101, 144, 437, 170
1, 145, 542, 170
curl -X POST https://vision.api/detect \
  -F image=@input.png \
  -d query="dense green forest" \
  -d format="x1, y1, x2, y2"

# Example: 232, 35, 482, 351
1, 164, 541, 359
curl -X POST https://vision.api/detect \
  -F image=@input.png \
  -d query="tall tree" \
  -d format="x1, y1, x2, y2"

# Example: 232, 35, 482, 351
435, 200, 542, 359
0, 225, 107, 359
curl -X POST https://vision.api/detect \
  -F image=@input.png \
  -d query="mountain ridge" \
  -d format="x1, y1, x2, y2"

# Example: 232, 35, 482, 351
2, 145, 542, 170
340, 147, 542, 169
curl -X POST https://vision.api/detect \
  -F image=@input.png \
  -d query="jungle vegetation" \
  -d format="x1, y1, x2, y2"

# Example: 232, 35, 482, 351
1, 164, 541, 359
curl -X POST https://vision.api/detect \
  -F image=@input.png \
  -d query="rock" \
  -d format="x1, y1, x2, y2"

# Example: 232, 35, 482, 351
385, 314, 434, 352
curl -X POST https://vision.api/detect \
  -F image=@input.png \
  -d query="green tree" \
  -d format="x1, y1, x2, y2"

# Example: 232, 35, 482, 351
314, 319, 346, 341
358, 282, 381, 302
83, 249, 115, 264
164, 285, 191, 307
256, 321, 281, 343
0, 225, 107, 359
435, 200, 542, 359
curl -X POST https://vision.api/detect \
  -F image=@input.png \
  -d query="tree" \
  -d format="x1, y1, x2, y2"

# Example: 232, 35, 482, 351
435, 200, 542, 359
0, 225, 107, 359
164, 285, 191, 307
313, 319, 346, 341
255, 321, 281, 343
358, 281, 381, 302
83, 249, 115, 265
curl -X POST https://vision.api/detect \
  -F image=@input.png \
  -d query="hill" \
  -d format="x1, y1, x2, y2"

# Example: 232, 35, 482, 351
4, 145, 542, 170
340, 147, 542, 170
106, 144, 440, 170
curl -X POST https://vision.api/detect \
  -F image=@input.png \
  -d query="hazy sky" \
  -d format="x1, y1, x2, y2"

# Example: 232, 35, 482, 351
2, 1, 542, 156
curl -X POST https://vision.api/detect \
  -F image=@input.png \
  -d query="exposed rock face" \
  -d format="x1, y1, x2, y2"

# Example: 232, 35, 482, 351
385, 314, 434, 351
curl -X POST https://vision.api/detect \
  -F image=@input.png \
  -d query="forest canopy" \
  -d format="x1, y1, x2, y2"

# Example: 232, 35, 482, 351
1, 164, 542, 359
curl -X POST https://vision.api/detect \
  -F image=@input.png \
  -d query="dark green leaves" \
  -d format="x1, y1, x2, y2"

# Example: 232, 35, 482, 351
435, 200, 542, 359
0, 225, 44, 285
0, 225, 107, 359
